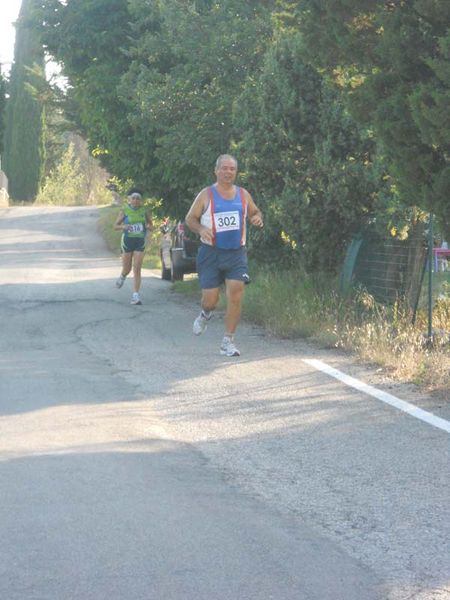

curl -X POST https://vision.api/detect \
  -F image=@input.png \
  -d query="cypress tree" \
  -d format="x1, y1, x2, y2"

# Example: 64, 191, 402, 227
0, 68, 6, 159
3, 0, 46, 201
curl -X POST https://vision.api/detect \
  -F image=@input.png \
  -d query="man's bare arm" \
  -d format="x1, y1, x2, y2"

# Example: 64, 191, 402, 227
245, 191, 263, 227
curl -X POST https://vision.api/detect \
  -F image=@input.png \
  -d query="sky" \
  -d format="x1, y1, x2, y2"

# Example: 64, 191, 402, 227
0, 0, 22, 72
0, 1, 62, 81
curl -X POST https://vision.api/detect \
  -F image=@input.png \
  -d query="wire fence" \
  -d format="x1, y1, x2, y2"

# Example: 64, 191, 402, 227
340, 218, 450, 341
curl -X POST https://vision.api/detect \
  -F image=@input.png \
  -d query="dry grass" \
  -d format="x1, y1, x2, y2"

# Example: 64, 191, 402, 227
243, 266, 450, 396
336, 317, 449, 391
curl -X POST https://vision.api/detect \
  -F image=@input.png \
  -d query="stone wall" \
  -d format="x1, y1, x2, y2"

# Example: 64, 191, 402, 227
0, 170, 9, 206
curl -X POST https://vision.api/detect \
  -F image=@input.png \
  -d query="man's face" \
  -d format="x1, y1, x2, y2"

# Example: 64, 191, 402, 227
215, 159, 237, 185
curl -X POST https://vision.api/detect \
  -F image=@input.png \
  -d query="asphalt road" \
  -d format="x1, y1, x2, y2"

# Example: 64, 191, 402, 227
0, 205, 449, 600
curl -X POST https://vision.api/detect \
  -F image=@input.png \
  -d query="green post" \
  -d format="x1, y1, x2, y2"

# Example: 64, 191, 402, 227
428, 212, 433, 342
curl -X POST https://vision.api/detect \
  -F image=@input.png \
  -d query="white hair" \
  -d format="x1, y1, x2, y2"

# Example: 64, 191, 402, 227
215, 154, 238, 170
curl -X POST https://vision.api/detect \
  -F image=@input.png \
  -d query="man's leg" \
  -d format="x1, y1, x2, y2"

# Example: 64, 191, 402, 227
224, 279, 245, 336
201, 288, 220, 313
193, 288, 219, 335
219, 278, 244, 356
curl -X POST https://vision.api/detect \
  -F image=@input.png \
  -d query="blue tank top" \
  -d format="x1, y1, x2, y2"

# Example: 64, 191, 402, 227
202, 185, 247, 250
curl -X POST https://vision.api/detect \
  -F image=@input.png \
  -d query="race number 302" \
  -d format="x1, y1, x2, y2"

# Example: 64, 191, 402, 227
214, 211, 240, 232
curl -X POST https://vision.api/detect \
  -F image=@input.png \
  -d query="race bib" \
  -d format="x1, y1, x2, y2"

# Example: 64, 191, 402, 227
214, 211, 240, 232
128, 223, 144, 234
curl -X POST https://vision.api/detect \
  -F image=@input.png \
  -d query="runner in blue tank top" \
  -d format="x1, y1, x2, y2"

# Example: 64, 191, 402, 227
186, 154, 263, 357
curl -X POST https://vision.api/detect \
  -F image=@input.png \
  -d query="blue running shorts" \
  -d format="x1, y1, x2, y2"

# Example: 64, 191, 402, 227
196, 244, 250, 289
121, 236, 145, 253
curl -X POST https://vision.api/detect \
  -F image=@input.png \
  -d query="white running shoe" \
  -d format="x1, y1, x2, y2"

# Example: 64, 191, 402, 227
193, 312, 211, 335
116, 275, 126, 289
131, 292, 142, 305
220, 338, 240, 357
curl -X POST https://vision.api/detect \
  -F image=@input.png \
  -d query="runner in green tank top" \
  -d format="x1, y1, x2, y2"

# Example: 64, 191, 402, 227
114, 188, 153, 305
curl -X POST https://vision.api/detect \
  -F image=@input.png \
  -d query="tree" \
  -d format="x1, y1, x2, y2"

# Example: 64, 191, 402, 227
3, 0, 46, 201
37, 134, 111, 205
36, 142, 84, 205
294, 0, 450, 229
119, 0, 276, 215
34, 0, 137, 179
0, 68, 6, 159
35, 0, 276, 215
235, 34, 383, 272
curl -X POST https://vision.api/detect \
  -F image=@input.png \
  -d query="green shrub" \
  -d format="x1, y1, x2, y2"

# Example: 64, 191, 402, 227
36, 144, 85, 205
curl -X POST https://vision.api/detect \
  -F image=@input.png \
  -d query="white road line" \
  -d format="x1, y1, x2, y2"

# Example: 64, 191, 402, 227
303, 358, 450, 434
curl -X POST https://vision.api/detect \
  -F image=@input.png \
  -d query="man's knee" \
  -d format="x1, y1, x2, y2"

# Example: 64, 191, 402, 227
226, 281, 244, 303
202, 288, 220, 311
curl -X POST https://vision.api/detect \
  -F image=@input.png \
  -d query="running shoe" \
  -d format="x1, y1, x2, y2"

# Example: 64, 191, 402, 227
131, 292, 142, 305
220, 338, 240, 357
115, 275, 126, 289
193, 311, 211, 335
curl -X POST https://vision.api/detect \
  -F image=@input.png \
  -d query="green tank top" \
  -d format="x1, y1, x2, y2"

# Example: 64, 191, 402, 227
123, 204, 147, 238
